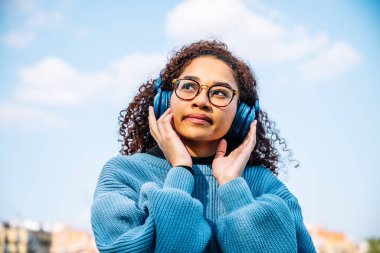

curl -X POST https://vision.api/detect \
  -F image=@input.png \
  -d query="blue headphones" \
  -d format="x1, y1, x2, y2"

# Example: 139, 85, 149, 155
153, 78, 260, 144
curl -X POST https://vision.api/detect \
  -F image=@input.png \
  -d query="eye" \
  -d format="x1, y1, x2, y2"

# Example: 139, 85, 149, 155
210, 88, 230, 98
184, 82, 195, 90
178, 80, 197, 91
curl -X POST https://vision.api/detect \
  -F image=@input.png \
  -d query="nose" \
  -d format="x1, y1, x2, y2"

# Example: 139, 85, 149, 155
192, 86, 211, 110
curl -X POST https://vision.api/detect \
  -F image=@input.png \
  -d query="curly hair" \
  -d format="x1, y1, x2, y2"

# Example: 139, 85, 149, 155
118, 40, 298, 175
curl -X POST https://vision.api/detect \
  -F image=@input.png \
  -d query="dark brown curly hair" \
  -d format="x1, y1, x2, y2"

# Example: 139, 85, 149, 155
118, 40, 298, 175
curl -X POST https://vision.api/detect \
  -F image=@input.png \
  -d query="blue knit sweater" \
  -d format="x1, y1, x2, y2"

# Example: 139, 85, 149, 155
91, 148, 316, 252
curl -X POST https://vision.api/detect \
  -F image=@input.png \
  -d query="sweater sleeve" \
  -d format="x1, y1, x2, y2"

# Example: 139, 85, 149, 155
216, 176, 316, 253
91, 157, 211, 253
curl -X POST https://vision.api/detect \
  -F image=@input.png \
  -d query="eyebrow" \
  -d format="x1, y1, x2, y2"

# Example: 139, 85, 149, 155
182, 75, 234, 89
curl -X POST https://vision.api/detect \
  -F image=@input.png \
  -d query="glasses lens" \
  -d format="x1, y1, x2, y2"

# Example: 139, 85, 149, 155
175, 79, 199, 99
209, 86, 233, 106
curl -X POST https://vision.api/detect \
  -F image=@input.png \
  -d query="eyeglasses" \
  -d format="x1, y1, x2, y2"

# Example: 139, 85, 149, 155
172, 78, 238, 107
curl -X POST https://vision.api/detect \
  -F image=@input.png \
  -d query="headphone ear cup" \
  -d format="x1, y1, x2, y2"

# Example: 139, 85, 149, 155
225, 104, 245, 142
153, 89, 162, 118
239, 107, 255, 142
153, 78, 172, 118
234, 104, 250, 143
160, 90, 172, 116
160, 91, 168, 116
153, 79, 163, 118
225, 103, 255, 144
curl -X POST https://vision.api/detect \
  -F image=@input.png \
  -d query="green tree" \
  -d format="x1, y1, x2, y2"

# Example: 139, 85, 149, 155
367, 238, 380, 253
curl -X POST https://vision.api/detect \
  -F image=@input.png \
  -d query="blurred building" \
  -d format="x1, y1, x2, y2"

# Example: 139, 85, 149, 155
0, 222, 28, 253
50, 224, 97, 253
0, 221, 97, 253
308, 225, 359, 253
3, 219, 373, 253
0, 221, 51, 253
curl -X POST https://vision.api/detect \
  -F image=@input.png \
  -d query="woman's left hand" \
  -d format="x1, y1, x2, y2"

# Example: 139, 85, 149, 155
212, 120, 257, 186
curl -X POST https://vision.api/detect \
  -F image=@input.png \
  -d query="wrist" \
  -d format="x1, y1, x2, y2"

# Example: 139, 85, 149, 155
216, 175, 239, 186
172, 161, 192, 168
173, 165, 194, 175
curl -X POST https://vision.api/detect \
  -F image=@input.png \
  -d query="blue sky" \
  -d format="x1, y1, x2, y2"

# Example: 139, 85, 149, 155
0, 0, 379, 243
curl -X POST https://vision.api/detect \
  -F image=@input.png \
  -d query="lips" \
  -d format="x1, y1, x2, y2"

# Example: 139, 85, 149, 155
184, 113, 212, 124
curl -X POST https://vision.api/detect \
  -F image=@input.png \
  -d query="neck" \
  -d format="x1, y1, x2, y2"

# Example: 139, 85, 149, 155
180, 137, 219, 157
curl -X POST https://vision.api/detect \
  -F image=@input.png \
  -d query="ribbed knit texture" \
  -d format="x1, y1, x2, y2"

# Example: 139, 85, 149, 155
91, 153, 316, 253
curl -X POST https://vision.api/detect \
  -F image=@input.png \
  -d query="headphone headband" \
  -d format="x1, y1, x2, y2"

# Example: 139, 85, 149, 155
154, 78, 162, 92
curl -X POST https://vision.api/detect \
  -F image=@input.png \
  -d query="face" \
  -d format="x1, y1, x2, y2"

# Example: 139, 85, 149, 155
170, 56, 238, 142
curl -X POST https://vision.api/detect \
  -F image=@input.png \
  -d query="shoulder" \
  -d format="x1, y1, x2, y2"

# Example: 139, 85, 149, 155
243, 165, 296, 201
99, 153, 153, 181
102, 154, 144, 173
99, 153, 170, 181
102, 152, 165, 169
242, 165, 277, 185
94, 153, 167, 198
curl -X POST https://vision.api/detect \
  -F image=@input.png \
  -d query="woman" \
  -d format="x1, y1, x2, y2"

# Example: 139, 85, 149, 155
91, 40, 316, 252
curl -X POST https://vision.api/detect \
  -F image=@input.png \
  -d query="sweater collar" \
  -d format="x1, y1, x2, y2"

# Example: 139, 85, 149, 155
146, 145, 214, 165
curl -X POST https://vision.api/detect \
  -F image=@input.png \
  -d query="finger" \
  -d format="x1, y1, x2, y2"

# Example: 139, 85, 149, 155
242, 120, 257, 148
249, 120, 258, 144
160, 112, 177, 138
156, 107, 172, 132
156, 107, 171, 123
214, 139, 227, 159
148, 106, 157, 129
152, 107, 171, 137
237, 121, 257, 157
233, 122, 256, 162
156, 108, 172, 135
162, 109, 174, 124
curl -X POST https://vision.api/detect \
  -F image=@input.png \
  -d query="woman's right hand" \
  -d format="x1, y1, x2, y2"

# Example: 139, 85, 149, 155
148, 106, 192, 167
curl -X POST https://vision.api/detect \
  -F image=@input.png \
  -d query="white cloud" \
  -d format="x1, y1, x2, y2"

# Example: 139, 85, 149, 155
165, 0, 360, 80
2, 31, 36, 49
3, 52, 165, 129
25, 10, 64, 29
16, 57, 111, 106
12, 0, 38, 12
14, 53, 166, 106
0, 102, 68, 128
298, 42, 361, 81
166, 0, 326, 63
107, 53, 166, 104
2, 2, 64, 49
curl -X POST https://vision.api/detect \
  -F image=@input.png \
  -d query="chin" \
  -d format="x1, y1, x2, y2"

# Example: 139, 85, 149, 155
177, 128, 222, 143
174, 120, 227, 142
182, 135, 215, 142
